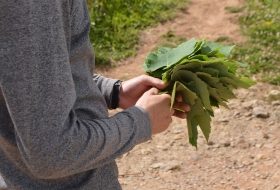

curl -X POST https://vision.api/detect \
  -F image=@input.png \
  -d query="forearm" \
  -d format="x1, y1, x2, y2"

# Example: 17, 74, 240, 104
93, 74, 119, 109
15, 106, 151, 179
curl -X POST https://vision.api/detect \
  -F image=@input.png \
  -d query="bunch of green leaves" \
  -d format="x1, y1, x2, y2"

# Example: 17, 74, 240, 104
86, 0, 189, 65
143, 38, 256, 148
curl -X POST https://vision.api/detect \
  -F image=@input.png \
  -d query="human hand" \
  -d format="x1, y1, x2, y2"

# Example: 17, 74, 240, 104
135, 88, 190, 135
118, 75, 168, 109
135, 87, 173, 134
118, 74, 190, 118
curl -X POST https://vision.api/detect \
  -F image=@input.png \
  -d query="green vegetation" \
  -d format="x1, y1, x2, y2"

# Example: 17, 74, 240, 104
214, 36, 233, 44
229, 0, 280, 84
225, 6, 246, 13
171, 165, 182, 171
142, 38, 255, 148
86, 0, 189, 65
267, 93, 280, 102
156, 30, 187, 50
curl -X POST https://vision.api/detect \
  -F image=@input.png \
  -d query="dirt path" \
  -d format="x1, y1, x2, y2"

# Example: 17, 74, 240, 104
97, 0, 280, 189
96, 0, 246, 80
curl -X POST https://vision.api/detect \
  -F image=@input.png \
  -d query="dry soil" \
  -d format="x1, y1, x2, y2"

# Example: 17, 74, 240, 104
96, 0, 280, 189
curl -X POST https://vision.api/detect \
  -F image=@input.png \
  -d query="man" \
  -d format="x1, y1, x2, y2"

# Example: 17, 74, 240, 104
0, 0, 190, 189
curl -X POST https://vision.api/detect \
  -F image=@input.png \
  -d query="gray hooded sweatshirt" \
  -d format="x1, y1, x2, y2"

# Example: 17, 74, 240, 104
0, 0, 152, 189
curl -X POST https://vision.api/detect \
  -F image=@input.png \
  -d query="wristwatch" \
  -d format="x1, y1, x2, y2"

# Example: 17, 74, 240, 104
111, 80, 122, 109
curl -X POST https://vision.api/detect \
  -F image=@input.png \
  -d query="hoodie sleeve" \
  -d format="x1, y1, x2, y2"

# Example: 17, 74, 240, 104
93, 74, 119, 109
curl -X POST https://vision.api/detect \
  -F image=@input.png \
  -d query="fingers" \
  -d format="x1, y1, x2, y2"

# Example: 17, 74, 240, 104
172, 101, 191, 112
146, 87, 159, 95
146, 87, 190, 117
171, 94, 191, 119
173, 109, 187, 119
170, 107, 175, 115
175, 92, 183, 102
140, 75, 169, 90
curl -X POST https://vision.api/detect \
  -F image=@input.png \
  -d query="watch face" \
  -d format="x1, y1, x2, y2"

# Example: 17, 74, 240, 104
115, 80, 122, 87
112, 81, 122, 109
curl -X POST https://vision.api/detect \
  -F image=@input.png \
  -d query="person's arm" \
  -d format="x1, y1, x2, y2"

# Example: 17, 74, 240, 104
92, 74, 119, 109
0, 0, 190, 181
0, 0, 152, 179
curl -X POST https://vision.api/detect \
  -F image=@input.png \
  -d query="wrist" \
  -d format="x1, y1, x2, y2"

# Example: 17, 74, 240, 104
118, 82, 128, 109
111, 80, 122, 109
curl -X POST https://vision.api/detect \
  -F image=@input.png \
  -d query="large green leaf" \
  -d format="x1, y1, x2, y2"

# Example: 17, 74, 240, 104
147, 67, 166, 79
143, 51, 165, 72
171, 70, 213, 112
158, 46, 171, 54
196, 72, 229, 108
189, 54, 210, 61
219, 77, 238, 89
204, 62, 251, 89
172, 62, 203, 74
143, 38, 197, 72
218, 45, 235, 57
200, 42, 235, 57
209, 96, 219, 108
188, 118, 198, 148
240, 77, 257, 86
200, 42, 222, 55
162, 69, 173, 83
189, 38, 207, 57
201, 68, 219, 77
207, 45, 223, 57
215, 83, 237, 100
194, 109, 212, 142
178, 57, 227, 66
223, 60, 239, 74
175, 81, 197, 105
208, 86, 229, 109
187, 98, 205, 148
170, 81, 177, 110
196, 72, 220, 87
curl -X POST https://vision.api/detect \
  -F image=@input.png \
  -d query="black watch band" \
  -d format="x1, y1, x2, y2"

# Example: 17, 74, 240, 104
111, 80, 122, 109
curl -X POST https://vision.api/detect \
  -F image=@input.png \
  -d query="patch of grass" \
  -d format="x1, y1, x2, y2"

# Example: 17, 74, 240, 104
86, 0, 189, 65
214, 36, 233, 44
171, 165, 181, 171
267, 94, 280, 102
156, 30, 187, 50
225, 6, 246, 13
230, 0, 280, 85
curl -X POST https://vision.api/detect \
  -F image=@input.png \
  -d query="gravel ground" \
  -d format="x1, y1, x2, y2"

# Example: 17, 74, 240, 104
114, 83, 280, 190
